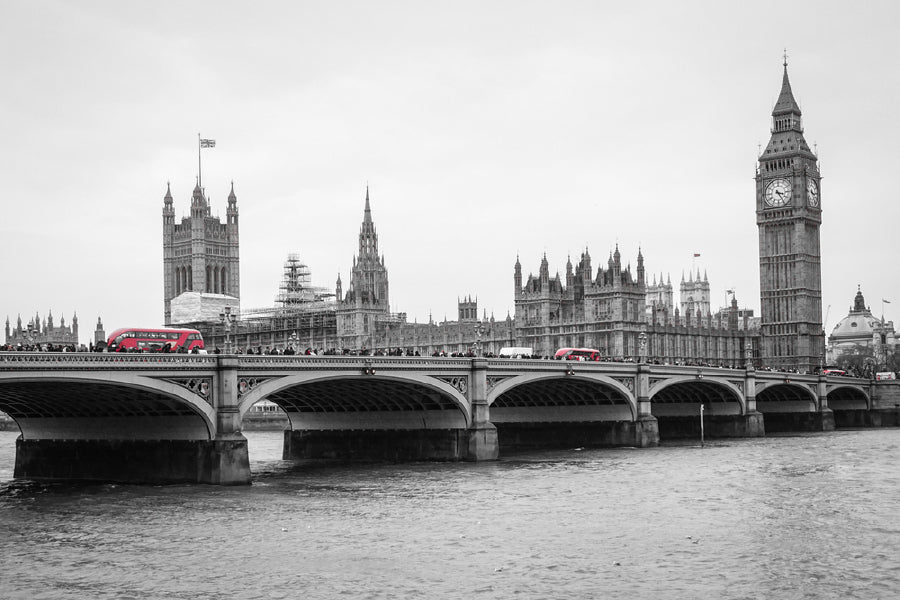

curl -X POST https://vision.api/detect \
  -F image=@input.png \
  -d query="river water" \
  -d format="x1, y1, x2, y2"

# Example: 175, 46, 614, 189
1, 428, 898, 599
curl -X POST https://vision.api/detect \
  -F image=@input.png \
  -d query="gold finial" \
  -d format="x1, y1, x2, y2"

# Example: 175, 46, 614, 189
783, 48, 788, 69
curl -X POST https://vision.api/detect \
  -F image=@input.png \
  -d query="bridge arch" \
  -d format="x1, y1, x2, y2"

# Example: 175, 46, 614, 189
826, 384, 870, 411
756, 382, 819, 413
649, 376, 746, 416
0, 373, 216, 440
487, 373, 637, 422
238, 371, 472, 430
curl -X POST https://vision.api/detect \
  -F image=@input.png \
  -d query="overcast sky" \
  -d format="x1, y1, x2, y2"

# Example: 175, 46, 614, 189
2, 1, 899, 344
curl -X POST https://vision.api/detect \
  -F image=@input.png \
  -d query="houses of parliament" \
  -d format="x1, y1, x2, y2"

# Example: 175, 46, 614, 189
161, 62, 827, 372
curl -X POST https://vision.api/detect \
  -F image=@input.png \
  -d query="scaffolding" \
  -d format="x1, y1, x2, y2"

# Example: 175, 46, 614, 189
199, 254, 339, 352
276, 254, 334, 307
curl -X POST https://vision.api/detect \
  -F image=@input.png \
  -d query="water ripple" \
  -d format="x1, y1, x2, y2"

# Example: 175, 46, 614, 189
1, 429, 899, 599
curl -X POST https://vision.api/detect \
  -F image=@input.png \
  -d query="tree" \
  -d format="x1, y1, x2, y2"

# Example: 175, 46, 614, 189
834, 344, 876, 378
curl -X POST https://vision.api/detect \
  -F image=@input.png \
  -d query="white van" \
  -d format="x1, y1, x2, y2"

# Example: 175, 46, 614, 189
498, 347, 534, 358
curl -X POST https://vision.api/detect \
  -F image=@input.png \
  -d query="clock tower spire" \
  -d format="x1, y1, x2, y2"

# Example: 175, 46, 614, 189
755, 58, 824, 372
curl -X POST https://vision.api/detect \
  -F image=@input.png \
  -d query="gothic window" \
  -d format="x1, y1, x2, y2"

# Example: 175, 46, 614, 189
221, 267, 227, 293
206, 266, 212, 292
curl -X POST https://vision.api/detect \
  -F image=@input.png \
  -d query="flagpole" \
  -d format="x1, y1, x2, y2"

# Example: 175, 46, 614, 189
198, 132, 202, 190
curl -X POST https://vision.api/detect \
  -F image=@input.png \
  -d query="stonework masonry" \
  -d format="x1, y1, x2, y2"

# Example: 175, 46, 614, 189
169, 64, 826, 373
163, 181, 240, 325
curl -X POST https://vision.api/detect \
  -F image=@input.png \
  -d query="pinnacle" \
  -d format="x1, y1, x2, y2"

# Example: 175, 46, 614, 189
773, 61, 801, 116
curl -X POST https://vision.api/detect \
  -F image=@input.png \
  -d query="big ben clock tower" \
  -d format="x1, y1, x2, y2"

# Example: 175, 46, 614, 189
756, 57, 825, 372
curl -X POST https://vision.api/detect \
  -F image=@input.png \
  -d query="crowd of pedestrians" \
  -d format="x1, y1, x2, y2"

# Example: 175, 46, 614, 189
0, 342, 90, 352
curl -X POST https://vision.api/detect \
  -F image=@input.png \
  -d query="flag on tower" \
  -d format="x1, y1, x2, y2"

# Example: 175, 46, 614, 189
200, 139, 216, 148
884, 299, 892, 304
726, 289, 734, 294
693, 253, 701, 257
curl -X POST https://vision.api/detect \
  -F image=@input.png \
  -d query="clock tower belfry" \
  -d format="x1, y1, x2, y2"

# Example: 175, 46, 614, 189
756, 58, 825, 372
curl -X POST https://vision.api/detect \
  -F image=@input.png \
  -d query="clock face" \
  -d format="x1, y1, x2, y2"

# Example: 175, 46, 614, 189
807, 179, 819, 207
765, 179, 792, 207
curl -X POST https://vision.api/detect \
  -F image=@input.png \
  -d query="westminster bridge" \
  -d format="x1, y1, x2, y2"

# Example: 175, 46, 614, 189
0, 352, 895, 485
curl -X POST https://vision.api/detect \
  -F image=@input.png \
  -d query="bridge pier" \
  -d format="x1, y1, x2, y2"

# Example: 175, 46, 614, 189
467, 358, 499, 460
494, 419, 658, 452
657, 412, 764, 439
762, 408, 835, 433
14, 436, 250, 485
283, 429, 473, 461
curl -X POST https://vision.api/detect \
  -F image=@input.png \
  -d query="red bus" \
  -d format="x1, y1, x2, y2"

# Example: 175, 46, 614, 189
107, 328, 205, 353
554, 348, 602, 361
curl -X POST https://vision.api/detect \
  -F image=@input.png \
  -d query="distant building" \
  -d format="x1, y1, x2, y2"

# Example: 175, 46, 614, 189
5, 311, 79, 347
93, 317, 106, 346
336, 187, 393, 351
515, 250, 758, 364
680, 270, 711, 317
163, 181, 240, 325
827, 287, 897, 365
195, 254, 337, 353
645, 273, 674, 319
755, 60, 825, 371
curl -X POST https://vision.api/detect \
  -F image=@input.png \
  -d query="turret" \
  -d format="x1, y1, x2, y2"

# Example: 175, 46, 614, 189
163, 182, 175, 220
853, 286, 866, 312
514, 255, 522, 297
581, 247, 592, 284
539, 253, 550, 286
729, 295, 739, 330
637, 247, 645, 284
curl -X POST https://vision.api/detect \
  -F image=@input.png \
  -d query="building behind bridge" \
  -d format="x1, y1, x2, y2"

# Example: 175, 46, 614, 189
4, 311, 79, 348
165, 62, 858, 371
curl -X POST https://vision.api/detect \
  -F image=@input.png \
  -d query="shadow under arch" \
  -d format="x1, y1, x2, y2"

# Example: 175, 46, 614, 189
649, 376, 746, 416
488, 373, 636, 422
756, 382, 819, 413
0, 375, 215, 440
827, 385, 870, 411
486, 373, 645, 452
238, 372, 471, 430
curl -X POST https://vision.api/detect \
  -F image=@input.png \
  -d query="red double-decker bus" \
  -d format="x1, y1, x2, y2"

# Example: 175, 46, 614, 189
107, 328, 205, 353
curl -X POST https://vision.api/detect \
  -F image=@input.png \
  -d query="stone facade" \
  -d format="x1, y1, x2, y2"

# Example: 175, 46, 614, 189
514, 250, 759, 365
160, 63, 829, 372
5, 311, 79, 347
755, 61, 825, 371
827, 288, 897, 365
163, 181, 240, 325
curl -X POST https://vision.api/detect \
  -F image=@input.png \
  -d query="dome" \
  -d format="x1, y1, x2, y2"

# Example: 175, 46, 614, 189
829, 288, 881, 343
830, 312, 880, 341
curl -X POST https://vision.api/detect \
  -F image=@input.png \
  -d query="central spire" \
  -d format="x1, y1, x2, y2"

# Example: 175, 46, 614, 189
773, 55, 801, 117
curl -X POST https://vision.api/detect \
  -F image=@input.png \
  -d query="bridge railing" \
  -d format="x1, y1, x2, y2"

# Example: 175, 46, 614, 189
0, 352, 218, 368
237, 355, 474, 369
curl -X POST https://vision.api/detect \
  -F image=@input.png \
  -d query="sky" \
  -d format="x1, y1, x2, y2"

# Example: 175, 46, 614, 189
2, 1, 899, 344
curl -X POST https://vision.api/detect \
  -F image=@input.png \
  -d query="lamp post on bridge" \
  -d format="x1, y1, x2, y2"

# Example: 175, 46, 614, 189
473, 323, 485, 357
638, 330, 648, 364
219, 306, 235, 354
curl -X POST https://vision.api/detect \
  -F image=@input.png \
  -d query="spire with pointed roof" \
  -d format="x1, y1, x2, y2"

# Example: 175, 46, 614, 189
773, 55, 802, 117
